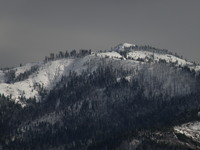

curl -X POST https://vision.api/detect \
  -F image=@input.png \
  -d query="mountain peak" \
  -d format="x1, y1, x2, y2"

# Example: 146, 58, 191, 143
114, 43, 136, 51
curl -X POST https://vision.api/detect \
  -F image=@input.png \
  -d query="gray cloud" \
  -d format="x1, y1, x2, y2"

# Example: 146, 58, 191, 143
0, 0, 200, 67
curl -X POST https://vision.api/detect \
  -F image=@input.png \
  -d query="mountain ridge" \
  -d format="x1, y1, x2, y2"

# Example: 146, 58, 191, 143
1, 43, 200, 150
0, 43, 199, 106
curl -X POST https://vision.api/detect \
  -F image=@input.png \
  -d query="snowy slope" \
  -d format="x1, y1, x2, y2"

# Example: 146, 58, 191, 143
174, 122, 200, 143
15, 62, 42, 77
114, 43, 199, 70
95, 51, 125, 59
0, 52, 139, 106
127, 50, 193, 67
0, 58, 92, 106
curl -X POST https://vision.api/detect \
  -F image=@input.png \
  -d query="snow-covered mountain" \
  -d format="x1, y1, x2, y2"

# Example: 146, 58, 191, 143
0, 43, 199, 106
1, 43, 200, 150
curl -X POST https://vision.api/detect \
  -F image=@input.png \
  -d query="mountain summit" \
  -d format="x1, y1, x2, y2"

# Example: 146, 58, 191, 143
114, 42, 136, 51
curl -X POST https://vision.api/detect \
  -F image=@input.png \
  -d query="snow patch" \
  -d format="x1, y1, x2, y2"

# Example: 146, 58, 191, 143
174, 121, 200, 142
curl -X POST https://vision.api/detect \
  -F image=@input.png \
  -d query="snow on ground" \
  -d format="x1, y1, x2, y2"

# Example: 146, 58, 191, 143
127, 50, 193, 67
95, 51, 124, 60
15, 62, 42, 77
0, 59, 81, 106
174, 122, 200, 142
113, 43, 199, 70
192, 65, 200, 72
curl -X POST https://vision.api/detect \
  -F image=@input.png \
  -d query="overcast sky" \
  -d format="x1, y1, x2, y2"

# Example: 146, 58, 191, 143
0, 0, 200, 68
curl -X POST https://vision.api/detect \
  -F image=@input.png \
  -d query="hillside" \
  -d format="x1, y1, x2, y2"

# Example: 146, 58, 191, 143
0, 43, 200, 150
0, 43, 199, 106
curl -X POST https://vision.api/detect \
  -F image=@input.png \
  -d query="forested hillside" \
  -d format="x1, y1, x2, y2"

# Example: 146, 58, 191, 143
0, 43, 200, 150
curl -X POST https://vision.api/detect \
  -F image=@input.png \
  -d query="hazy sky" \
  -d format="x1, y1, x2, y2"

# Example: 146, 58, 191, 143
0, 0, 200, 68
